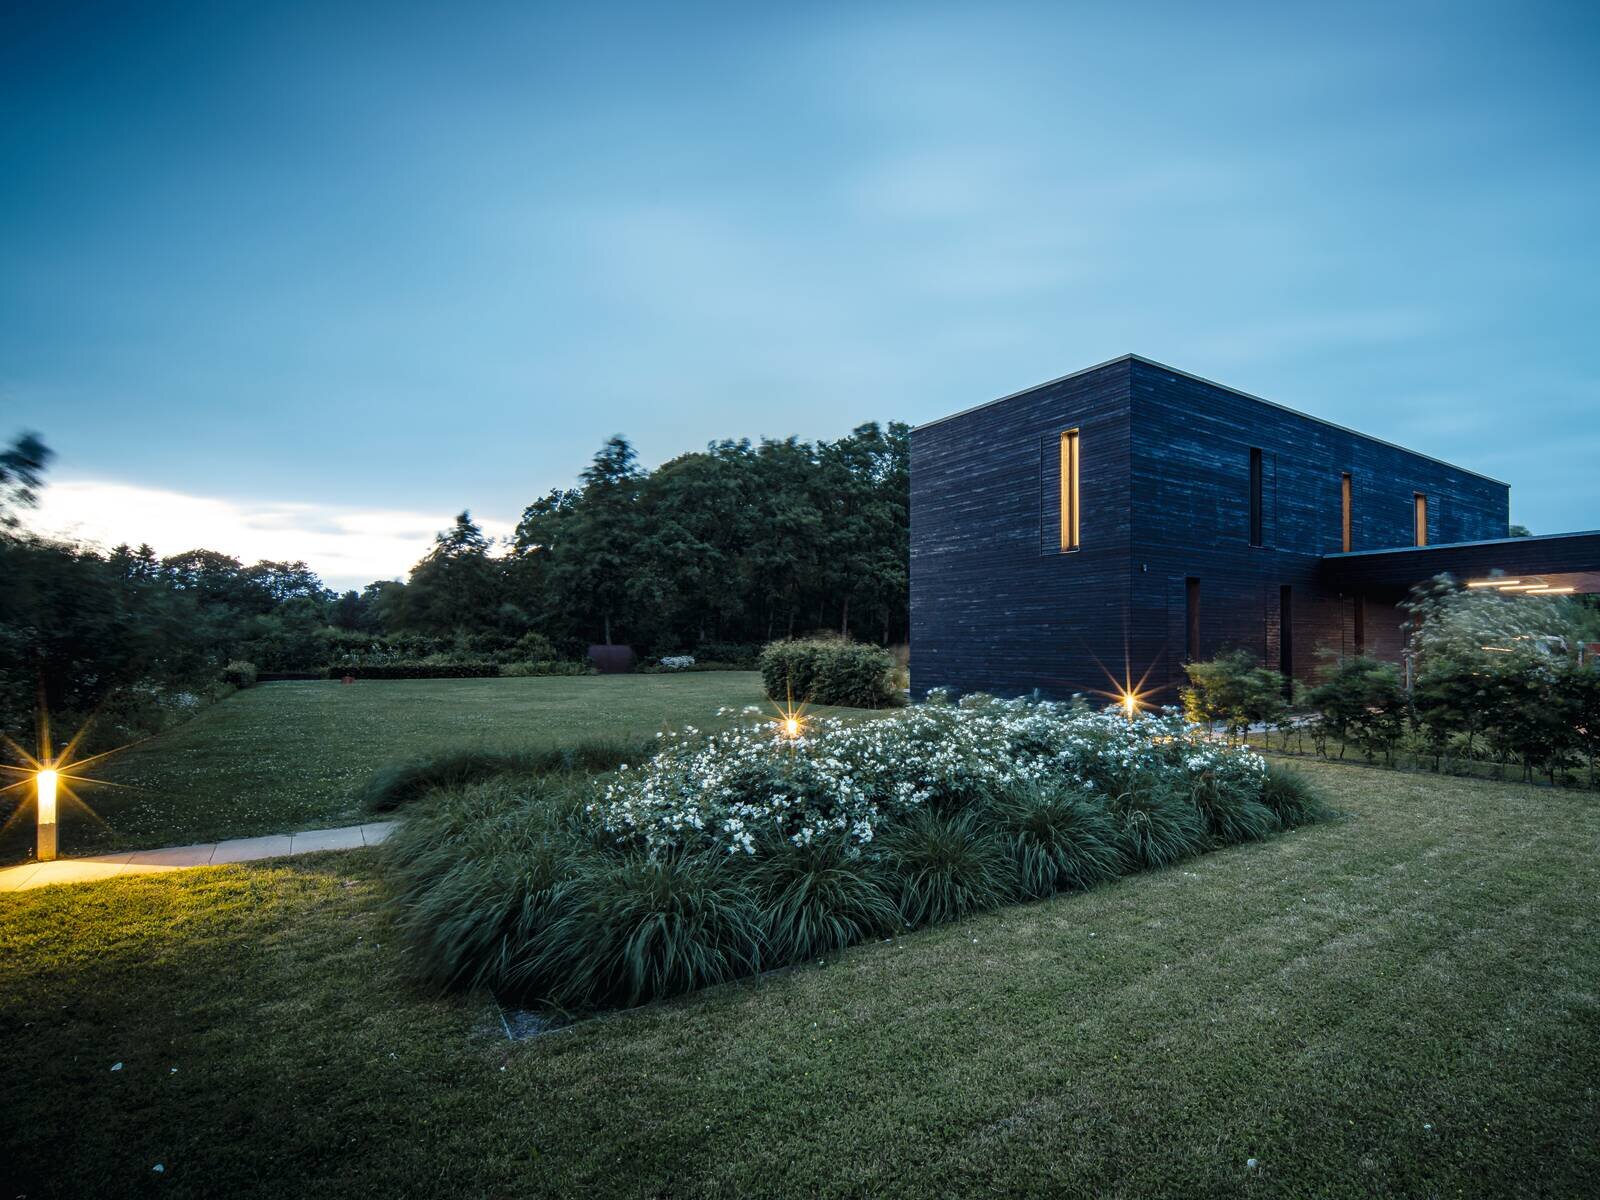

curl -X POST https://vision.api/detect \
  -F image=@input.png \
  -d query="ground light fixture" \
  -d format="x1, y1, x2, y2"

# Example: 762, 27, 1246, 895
35, 767, 59, 861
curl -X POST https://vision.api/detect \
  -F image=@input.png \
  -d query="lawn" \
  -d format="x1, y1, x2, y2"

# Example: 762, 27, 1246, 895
3, 757, 1596, 1198
0, 672, 815, 864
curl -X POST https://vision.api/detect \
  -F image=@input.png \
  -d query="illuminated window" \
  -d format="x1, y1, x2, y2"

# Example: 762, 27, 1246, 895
1341, 473, 1353, 552
1413, 493, 1428, 546
1248, 448, 1263, 547
1059, 429, 1080, 551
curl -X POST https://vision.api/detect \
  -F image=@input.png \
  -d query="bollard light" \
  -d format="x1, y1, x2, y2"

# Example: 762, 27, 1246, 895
37, 767, 58, 861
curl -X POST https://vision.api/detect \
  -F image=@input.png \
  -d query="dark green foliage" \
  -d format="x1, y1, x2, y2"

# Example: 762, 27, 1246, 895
883, 808, 1018, 927
1107, 787, 1207, 869
759, 638, 899, 708
361, 736, 655, 812
541, 852, 764, 1009
1308, 654, 1408, 764
991, 781, 1123, 897
1182, 650, 1287, 742
1259, 765, 1332, 829
338, 661, 501, 680
1186, 773, 1281, 845
748, 836, 901, 961
221, 660, 258, 688
385, 778, 589, 993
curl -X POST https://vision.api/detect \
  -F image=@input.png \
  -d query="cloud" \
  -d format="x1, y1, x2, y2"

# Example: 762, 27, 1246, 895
24, 478, 516, 593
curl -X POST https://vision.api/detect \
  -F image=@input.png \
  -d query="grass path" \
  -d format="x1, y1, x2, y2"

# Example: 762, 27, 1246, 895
3, 758, 1597, 1197
1, 672, 792, 863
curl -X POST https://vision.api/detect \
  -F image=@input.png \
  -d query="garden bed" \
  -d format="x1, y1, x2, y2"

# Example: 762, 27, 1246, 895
385, 697, 1327, 1012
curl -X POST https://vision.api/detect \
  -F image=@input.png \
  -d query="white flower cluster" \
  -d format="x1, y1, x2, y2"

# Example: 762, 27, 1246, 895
658, 656, 696, 670
590, 698, 1268, 857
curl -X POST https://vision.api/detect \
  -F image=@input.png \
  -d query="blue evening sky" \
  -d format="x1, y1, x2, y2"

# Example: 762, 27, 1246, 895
2, 1, 1596, 588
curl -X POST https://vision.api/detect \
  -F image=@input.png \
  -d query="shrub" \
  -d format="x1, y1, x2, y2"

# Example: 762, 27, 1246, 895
339, 661, 500, 680
221, 660, 257, 688
749, 835, 900, 961
499, 661, 596, 678
388, 699, 1323, 1015
384, 777, 591, 994
1259, 765, 1331, 829
539, 851, 764, 1009
991, 781, 1122, 897
1185, 770, 1281, 845
1307, 655, 1407, 764
1182, 650, 1287, 742
883, 808, 1017, 927
1106, 786, 1207, 869
758, 638, 899, 708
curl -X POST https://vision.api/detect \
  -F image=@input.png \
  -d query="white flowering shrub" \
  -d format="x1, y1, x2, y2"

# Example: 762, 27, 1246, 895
592, 699, 1269, 858
391, 698, 1315, 1013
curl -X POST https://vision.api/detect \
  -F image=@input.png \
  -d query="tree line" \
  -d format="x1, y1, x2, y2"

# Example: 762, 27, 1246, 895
0, 423, 910, 745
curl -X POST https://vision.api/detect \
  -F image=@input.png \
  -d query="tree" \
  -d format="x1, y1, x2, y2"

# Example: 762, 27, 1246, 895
402, 512, 501, 636
0, 432, 51, 528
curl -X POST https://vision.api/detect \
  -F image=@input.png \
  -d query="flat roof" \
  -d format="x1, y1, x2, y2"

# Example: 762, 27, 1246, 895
1325, 529, 1600, 559
914, 352, 1509, 487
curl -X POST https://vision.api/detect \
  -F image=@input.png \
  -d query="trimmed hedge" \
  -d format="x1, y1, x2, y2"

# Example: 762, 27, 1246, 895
758, 638, 899, 708
221, 660, 258, 688
339, 662, 501, 680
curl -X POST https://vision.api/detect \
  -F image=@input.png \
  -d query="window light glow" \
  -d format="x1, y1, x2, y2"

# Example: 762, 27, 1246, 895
1466, 579, 1520, 588
1059, 429, 1080, 551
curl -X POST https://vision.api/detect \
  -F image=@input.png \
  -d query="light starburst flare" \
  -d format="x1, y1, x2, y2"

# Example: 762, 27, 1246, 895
1, 711, 134, 862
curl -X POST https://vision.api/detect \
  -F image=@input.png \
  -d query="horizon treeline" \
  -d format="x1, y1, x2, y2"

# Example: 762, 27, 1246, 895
0, 423, 909, 744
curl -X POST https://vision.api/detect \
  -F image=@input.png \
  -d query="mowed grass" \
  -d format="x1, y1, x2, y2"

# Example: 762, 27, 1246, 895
0, 672, 808, 863
3, 758, 1597, 1198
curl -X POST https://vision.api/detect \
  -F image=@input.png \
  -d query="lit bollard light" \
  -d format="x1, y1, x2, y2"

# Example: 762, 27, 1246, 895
37, 768, 58, 861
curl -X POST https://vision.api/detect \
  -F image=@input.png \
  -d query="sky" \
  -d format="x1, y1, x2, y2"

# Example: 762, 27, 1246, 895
2, 0, 1597, 591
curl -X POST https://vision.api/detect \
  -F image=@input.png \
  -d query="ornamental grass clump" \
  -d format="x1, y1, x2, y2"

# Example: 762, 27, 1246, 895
386, 698, 1326, 1013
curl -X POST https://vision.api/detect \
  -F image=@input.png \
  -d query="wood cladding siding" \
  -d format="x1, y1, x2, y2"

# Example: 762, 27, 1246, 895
911, 355, 1511, 700
910, 359, 1133, 699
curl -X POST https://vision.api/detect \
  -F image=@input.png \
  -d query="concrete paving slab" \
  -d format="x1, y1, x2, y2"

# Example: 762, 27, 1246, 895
12, 861, 133, 890
125, 843, 219, 868
75, 851, 138, 866
210, 834, 294, 863
288, 825, 365, 854
0, 862, 46, 892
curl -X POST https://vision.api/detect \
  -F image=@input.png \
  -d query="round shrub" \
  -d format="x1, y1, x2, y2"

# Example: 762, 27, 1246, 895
758, 638, 899, 708
992, 781, 1124, 897
221, 660, 257, 688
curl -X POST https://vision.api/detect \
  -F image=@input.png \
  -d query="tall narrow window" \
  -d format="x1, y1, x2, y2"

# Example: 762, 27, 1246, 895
1413, 493, 1428, 546
1248, 448, 1263, 547
1059, 429, 1080, 551
1279, 585, 1294, 681
1185, 577, 1201, 662
1341, 473, 1353, 552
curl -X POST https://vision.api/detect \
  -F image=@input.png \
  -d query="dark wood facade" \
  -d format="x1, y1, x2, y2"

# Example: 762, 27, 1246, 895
910, 355, 1512, 701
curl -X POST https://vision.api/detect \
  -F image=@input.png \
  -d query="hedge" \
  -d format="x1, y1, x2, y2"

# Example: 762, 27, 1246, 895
336, 662, 501, 680
758, 638, 899, 708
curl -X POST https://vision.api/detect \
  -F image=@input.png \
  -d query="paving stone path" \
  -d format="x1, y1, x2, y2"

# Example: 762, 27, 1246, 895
0, 821, 396, 892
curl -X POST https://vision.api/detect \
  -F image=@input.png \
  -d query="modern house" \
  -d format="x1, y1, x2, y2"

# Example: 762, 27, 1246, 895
909, 354, 1600, 701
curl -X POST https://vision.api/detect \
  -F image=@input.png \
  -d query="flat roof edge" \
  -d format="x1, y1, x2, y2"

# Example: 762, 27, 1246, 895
1323, 529, 1600, 560
913, 352, 1510, 489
